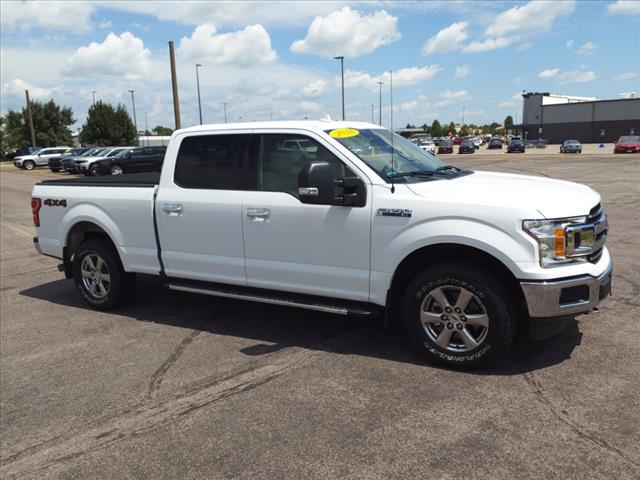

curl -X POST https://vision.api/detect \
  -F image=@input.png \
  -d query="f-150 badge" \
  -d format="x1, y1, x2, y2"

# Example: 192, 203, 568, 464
376, 208, 412, 218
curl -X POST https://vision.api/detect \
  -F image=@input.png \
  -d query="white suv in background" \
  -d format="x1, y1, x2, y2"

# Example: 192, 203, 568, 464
13, 147, 70, 170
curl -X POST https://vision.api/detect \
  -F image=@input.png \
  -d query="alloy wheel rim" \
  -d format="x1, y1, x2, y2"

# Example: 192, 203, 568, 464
420, 285, 489, 352
80, 254, 111, 299
111, 166, 123, 175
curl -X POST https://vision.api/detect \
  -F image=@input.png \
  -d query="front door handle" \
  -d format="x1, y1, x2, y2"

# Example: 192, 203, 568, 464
162, 204, 183, 215
246, 207, 270, 220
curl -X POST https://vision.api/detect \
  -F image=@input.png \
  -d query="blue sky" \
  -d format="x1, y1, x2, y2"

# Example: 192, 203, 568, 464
1, 0, 639, 131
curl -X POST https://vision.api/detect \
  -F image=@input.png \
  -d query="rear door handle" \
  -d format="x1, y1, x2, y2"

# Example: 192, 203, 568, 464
246, 207, 270, 220
162, 204, 183, 215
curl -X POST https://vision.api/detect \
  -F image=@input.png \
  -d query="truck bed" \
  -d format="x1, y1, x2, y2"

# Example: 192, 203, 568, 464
38, 172, 160, 187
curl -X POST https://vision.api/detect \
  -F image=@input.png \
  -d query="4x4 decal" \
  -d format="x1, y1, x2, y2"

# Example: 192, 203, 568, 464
44, 199, 67, 207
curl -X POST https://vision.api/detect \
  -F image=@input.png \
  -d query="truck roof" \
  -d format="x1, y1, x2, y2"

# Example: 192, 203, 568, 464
175, 120, 385, 135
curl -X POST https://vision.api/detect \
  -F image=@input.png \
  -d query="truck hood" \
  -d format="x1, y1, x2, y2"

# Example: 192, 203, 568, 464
405, 170, 600, 218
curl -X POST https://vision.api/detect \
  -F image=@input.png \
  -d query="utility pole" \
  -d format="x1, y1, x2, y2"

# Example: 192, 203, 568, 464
195, 63, 203, 125
128, 90, 138, 145
168, 41, 181, 129
222, 102, 227, 123
145, 112, 149, 145
334, 56, 345, 120
462, 106, 465, 128
371, 104, 374, 123
377, 81, 383, 125
92, 91, 96, 106
515, 110, 519, 136
25, 90, 36, 147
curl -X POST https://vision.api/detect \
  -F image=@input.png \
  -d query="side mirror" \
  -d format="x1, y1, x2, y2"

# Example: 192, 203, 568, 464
298, 161, 334, 204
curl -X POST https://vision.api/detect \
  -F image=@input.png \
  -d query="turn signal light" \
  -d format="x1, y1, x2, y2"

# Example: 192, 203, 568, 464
554, 228, 565, 257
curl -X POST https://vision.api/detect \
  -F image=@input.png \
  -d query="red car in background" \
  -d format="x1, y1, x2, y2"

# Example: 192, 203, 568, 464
438, 140, 454, 154
614, 135, 640, 153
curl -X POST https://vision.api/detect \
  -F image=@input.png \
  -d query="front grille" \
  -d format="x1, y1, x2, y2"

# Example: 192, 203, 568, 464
587, 203, 607, 264
588, 248, 603, 264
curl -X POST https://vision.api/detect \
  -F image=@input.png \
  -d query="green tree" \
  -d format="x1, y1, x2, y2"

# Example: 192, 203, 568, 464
421, 123, 428, 132
489, 122, 500, 133
504, 115, 514, 130
447, 122, 456, 135
79, 101, 137, 146
1, 99, 74, 149
152, 125, 173, 136
430, 119, 442, 137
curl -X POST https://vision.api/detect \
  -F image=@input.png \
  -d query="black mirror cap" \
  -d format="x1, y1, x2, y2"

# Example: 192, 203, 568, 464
298, 161, 335, 204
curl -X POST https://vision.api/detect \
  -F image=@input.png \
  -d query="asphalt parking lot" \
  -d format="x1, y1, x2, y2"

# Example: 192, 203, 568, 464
1, 153, 639, 479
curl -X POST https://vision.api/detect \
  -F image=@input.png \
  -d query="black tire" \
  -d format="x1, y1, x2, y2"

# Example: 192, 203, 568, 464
401, 261, 516, 369
24, 160, 35, 170
50, 168, 60, 173
89, 165, 98, 176
73, 238, 135, 310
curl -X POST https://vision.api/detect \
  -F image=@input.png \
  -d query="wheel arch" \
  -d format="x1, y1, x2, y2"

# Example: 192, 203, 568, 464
387, 243, 527, 321
63, 221, 121, 278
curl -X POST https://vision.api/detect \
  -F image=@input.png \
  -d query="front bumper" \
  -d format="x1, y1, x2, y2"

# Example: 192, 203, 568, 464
520, 259, 612, 318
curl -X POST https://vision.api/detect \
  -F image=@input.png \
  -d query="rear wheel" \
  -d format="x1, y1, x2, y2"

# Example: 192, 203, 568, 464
110, 164, 123, 175
24, 160, 35, 170
401, 262, 516, 369
73, 238, 135, 309
89, 165, 98, 176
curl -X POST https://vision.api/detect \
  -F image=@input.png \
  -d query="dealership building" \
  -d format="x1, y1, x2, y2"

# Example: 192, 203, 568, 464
521, 92, 640, 143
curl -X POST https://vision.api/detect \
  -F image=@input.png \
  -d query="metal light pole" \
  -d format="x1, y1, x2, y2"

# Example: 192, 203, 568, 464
195, 63, 203, 125
334, 56, 345, 120
128, 90, 138, 144
222, 102, 227, 123
92, 91, 96, 106
462, 106, 465, 128
371, 104, 374, 123
377, 81, 383, 125
168, 40, 181, 129
145, 112, 149, 145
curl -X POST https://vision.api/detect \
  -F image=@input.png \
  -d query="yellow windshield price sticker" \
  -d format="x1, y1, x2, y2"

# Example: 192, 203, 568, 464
329, 128, 359, 139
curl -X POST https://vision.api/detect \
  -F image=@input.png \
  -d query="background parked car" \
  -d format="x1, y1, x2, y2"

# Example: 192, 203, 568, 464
92, 146, 167, 175
458, 140, 475, 154
507, 139, 526, 153
62, 147, 103, 172
487, 138, 502, 149
437, 140, 453, 154
13, 147, 70, 170
613, 135, 640, 153
560, 140, 582, 153
78, 147, 131, 175
419, 139, 436, 154
2, 146, 41, 162
48, 147, 92, 172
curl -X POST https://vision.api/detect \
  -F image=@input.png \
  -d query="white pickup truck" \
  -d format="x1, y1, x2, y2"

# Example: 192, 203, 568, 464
31, 121, 612, 368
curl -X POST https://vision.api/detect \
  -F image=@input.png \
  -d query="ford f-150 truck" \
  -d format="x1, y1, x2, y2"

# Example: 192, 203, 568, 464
31, 121, 612, 368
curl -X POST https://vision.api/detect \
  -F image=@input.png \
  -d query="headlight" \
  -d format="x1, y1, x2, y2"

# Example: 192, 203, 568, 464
523, 217, 588, 268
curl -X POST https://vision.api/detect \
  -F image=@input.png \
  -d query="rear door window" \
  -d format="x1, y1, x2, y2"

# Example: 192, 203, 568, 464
174, 134, 248, 190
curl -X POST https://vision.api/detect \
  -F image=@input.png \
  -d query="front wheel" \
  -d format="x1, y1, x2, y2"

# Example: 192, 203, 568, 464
401, 262, 517, 369
50, 168, 60, 173
73, 238, 135, 309
23, 160, 35, 170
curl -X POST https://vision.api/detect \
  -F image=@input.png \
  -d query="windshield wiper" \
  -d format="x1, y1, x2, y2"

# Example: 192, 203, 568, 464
388, 170, 451, 178
435, 165, 460, 172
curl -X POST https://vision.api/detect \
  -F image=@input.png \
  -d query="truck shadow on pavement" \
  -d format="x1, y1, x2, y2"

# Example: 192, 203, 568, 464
21, 274, 582, 375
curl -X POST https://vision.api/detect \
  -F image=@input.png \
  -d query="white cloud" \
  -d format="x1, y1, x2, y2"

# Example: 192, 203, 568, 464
422, 21, 468, 55
517, 42, 533, 50
342, 66, 441, 89
399, 100, 419, 112
576, 41, 598, 55
299, 101, 322, 113
0, 1, 95, 32
486, 1, 575, 36
539, 68, 560, 78
566, 39, 574, 49
178, 24, 277, 66
302, 79, 328, 98
290, 7, 401, 58
433, 89, 471, 107
556, 70, 597, 84
98, 19, 112, 29
454, 64, 470, 78
62, 32, 151, 80
614, 72, 638, 80
100, 1, 349, 28
498, 92, 524, 107
607, 1, 640, 15
2, 78, 58, 100
618, 91, 637, 98
462, 37, 512, 53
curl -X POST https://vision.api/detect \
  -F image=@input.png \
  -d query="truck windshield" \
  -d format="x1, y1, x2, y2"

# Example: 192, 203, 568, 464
325, 128, 454, 182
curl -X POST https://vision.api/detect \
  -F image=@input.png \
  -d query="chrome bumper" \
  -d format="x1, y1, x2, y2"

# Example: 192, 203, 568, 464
520, 260, 613, 318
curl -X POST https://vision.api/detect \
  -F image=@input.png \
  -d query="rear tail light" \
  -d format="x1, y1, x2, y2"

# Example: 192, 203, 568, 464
31, 197, 41, 227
